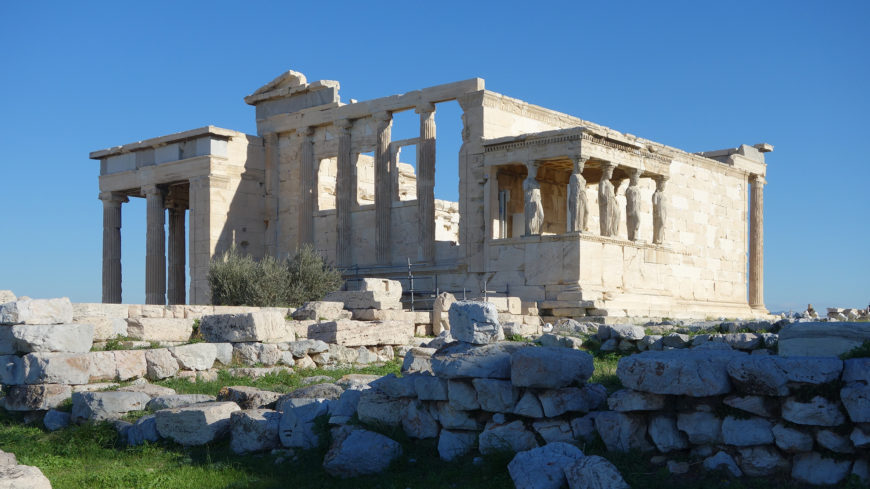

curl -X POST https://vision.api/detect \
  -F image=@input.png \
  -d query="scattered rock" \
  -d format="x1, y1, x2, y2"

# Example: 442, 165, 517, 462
155, 401, 240, 446
217, 386, 282, 409
617, 350, 742, 397
448, 301, 503, 345
430, 342, 524, 379
43, 409, 71, 431
791, 452, 853, 486
71, 391, 151, 422
781, 396, 846, 426
146, 394, 216, 410
565, 455, 631, 489
703, 451, 742, 477
437, 429, 477, 461
200, 311, 294, 343
479, 420, 538, 454
594, 411, 652, 452
720, 416, 773, 446
508, 442, 585, 489
510, 346, 593, 388
0, 463, 53, 489
322, 427, 402, 478
230, 409, 281, 454
0, 297, 73, 325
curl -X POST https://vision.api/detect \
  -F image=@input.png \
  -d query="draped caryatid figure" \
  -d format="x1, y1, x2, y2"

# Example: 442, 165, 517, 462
598, 164, 619, 236
524, 162, 544, 235
625, 169, 642, 241
567, 157, 588, 233
652, 175, 668, 244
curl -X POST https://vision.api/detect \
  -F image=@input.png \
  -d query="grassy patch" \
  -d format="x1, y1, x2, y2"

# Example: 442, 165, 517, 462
841, 340, 870, 359
589, 352, 623, 393
155, 361, 401, 397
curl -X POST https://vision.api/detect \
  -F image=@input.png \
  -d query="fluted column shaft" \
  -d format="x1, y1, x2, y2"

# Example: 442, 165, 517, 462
167, 205, 186, 305
298, 126, 315, 247
263, 132, 279, 256
143, 184, 166, 305
100, 192, 127, 303
374, 111, 393, 265
335, 119, 354, 266
749, 174, 766, 309
416, 103, 436, 262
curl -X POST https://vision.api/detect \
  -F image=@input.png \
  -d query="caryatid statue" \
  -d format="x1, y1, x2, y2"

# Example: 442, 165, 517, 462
524, 162, 544, 235
567, 157, 589, 233
652, 175, 668, 244
625, 168, 642, 241
598, 163, 619, 236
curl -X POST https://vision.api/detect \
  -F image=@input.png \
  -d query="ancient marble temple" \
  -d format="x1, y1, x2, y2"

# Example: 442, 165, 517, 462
90, 70, 771, 320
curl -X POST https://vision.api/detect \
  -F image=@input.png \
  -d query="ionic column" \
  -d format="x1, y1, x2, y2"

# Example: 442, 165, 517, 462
100, 191, 127, 303
374, 111, 393, 265
652, 175, 668, 244
598, 163, 617, 236
566, 156, 588, 233
143, 184, 166, 305
625, 168, 642, 241
263, 132, 279, 256
523, 161, 544, 236
416, 103, 436, 262
167, 204, 186, 305
298, 126, 315, 247
749, 174, 766, 310
335, 119, 354, 266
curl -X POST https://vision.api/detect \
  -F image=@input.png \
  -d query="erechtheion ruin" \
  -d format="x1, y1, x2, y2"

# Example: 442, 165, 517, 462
90, 70, 772, 320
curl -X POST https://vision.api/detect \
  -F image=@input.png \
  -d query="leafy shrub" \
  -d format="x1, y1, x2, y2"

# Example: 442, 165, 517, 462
840, 340, 870, 360
208, 245, 342, 307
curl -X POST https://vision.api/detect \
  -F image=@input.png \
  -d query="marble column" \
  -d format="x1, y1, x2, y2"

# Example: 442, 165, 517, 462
167, 204, 186, 305
749, 174, 766, 310
298, 126, 315, 247
374, 111, 393, 265
100, 191, 127, 303
143, 184, 166, 305
263, 132, 279, 257
625, 168, 642, 241
523, 162, 544, 236
416, 103, 436, 262
652, 175, 668, 244
566, 156, 588, 233
335, 119, 354, 267
598, 163, 617, 236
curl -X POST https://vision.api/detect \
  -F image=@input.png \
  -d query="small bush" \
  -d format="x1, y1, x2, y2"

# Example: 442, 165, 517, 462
208, 245, 342, 307
840, 340, 870, 360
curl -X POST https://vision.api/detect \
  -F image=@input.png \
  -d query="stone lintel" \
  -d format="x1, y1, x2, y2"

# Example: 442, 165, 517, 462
90, 126, 248, 160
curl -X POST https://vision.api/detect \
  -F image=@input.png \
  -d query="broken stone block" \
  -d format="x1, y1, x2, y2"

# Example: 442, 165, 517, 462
278, 397, 329, 449
0, 291, 16, 304
146, 394, 216, 410
155, 401, 241, 446
538, 385, 606, 417
4, 384, 72, 411
791, 452, 853, 486
594, 411, 653, 452
118, 383, 176, 397
9, 323, 94, 353
305, 319, 414, 347
230, 409, 281, 454
233, 342, 281, 366
401, 347, 435, 373
286, 339, 329, 358
169, 343, 217, 371
841, 383, 870, 422
472, 378, 519, 412
647, 415, 688, 452
531, 419, 574, 444
508, 442, 585, 489
356, 390, 405, 427
43, 409, 71, 431
0, 464, 52, 489
144, 348, 179, 380
401, 399, 439, 439
291, 302, 349, 321
782, 395, 846, 426
324, 280, 402, 310
75, 316, 127, 341
414, 375, 448, 401
431, 342, 524, 379
437, 429, 477, 461
323, 427, 402, 478
200, 311, 294, 343
71, 391, 151, 422
447, 379, 479, 411
449, 301, 503, 345
720, 415, 774, 446
282, 382, 344, 401
126, 318, 192, 342
126, 414, 159, 446
617, 350, 743, 397
677, 411, 722, 444
479, 420, 538, 454
23, 352, 91, 385
0, 297, 73, 325
737, 446, 789, 477
565, 454, 631, 489
607, 389, 667, 412
217, 386, 281, 409
113, 350, 147, 381
511, 346, 594, 388
703, 451, 742, 477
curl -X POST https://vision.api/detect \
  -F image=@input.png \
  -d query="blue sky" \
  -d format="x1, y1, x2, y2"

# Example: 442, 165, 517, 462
0, 1, 867, 312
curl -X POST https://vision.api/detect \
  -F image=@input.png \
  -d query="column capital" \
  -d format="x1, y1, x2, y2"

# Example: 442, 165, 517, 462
99, 191, 128, 205
373, 111, 392, 124
415, 102, 436, 114
300, 126, 315, 138
629, 167, 642, 183
335, 118, 353, 132
141, 184, 163, 196
750, 174, 766, 186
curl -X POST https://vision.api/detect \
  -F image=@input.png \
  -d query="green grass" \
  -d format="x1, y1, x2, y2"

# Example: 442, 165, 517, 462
590, 352, 623, 393
840, 340, 870, 359
154, 361, 402, 397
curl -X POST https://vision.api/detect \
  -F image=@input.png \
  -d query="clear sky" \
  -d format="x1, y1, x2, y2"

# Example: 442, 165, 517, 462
1, 1, 867, 313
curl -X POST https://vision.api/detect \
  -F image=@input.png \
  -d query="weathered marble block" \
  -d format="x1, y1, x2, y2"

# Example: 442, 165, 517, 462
448, 301, 502, 345
7, 324, 94, 353
3, 384, 72, 411
0, 297, 73, 325
617, 350, 744, 396
510, 346, 594, 388
200, 311, 294, 343
23, 352, 91, 385
778, 322, 870, 357
155, 401, 241, 446
126, 318, 192, 342
305, 319, 413, 347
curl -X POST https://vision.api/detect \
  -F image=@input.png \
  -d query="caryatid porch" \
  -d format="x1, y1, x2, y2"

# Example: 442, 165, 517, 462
481, 127, 767, 318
